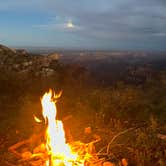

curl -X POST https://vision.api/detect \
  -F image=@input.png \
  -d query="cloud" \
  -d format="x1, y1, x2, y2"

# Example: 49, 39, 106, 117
2, 0, 166, 40
152, 33, 166, 37
29, 0, 166, 49
1, 0, 166, 39
35, 17, 82, 32
1, 0, 166, 49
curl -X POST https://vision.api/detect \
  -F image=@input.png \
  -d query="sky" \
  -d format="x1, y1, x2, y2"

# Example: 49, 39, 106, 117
0, 0, 166, 50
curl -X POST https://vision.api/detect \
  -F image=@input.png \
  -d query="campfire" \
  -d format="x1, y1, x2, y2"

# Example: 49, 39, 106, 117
39, 89, 87, 165
40, 90, 79, 165
8, 89, 100, 166
7, 89, 131, 166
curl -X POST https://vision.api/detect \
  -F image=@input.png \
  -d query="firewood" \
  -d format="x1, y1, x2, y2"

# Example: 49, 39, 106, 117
8, 139, 31, 158
33, 143, 46, 153
121, 158, 128, 166
30, 159, 45, 166
103, 161, 115, 166
21, 151, 32, 160
5, 161, 17, 166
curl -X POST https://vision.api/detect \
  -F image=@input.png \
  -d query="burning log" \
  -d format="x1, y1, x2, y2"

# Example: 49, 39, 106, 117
8, 139, 31, 159
8, 137, 101, 165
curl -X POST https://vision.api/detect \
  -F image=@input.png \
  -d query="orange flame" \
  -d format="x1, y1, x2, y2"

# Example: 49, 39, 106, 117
40, 89, 81, 166
33, 115, 42, 123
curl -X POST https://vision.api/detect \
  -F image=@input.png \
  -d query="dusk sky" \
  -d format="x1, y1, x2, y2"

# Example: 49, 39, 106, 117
0, 0, 166, 50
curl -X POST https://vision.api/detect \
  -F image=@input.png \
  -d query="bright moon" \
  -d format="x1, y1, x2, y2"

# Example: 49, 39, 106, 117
67, 21, 74, 28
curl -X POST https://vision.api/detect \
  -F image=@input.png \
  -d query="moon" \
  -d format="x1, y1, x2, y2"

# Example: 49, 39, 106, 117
66, 20, 74, 28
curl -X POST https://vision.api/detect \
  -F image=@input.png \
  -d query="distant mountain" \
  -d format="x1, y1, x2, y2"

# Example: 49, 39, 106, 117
57, 50, 166, 85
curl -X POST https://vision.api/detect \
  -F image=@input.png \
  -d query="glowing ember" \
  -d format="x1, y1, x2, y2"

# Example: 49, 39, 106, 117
33, 115, 42, 123
40, 89, 83, 166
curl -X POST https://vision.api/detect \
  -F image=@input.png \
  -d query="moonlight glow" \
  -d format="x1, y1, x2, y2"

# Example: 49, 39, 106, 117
66, 20, 74, 29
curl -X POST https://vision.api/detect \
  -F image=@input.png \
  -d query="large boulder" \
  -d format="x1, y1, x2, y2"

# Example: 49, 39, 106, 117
48, 53, 60, 60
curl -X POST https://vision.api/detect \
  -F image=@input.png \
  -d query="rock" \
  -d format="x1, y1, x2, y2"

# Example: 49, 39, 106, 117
103, 162, 115, 166
16, 49, 28, 55
48, 53, 60, 60
121, 158, 128, 166
0, 44, 61, 79
36, 56, 50, 67
157, 133, 166, 140
84, 127, 92, 134
0, 44, 16, 54
22, 61, 33, 67
40, 67, 55, 77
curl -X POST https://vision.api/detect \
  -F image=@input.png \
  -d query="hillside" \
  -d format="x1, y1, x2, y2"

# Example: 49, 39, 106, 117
0, 45, 166, 166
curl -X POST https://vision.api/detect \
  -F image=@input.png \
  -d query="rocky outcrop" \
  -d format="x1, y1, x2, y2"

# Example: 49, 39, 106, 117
0, 44, 16, 54
0, 44, 61, 78
16, 49, 28, 56
48, 53, 60, 60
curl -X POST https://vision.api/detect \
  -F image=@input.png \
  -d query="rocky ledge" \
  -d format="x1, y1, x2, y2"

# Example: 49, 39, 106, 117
0, 44, 60, 77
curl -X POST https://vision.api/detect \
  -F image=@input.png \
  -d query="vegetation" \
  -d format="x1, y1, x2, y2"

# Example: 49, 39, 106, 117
0, 48, 166, 165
